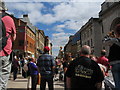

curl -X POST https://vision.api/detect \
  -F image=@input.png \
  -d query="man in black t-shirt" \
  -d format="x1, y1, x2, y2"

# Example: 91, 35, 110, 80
66, 45, 104, 90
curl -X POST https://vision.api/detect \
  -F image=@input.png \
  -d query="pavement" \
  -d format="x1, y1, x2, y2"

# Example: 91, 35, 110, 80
7, 71, 113, 90
7, 74, 64, 90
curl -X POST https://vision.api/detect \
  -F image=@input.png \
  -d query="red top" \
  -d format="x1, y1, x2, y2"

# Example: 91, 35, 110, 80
97, 56, 109, 68
0, 15, 16, 56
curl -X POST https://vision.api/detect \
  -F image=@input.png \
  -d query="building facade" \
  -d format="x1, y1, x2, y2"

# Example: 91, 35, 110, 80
64, 35, 74, 56
99, 1, 120, 55
45, 36, 52, 55
64, 1, 120, 57
35, 29, 45, 58
12, 15, 27, 58
80, 18, 102, 56
12, 14, 38, 58
20, 14, 36, 58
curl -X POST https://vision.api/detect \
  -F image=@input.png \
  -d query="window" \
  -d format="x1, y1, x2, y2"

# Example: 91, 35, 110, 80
103, 47, 105, 49
82, 34, 84, 39
91, 39, 93, 47
19, 40, 24, 46
88, 40, 90, 46
90, 29, 92, 35
27, 41, 29, 47
84, 33, 86, 39
87, 30, 89, 37
101, 23, 104, 34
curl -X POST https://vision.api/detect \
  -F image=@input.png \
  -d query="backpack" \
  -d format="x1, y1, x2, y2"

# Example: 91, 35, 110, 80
0, 13, 9, 51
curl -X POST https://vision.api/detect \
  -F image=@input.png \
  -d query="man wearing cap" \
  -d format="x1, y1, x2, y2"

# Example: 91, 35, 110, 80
37, 46, 56, 90
0, 0, 16, 89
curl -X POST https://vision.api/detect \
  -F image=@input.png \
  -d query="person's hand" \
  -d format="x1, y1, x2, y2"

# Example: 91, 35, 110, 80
105, 72, 109, 76
95, 82, 102, 90
11, 33, 16, 41
107, 31, 116, 38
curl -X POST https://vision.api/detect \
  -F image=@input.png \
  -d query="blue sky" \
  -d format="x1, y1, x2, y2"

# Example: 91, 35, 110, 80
4, 0, 104, 57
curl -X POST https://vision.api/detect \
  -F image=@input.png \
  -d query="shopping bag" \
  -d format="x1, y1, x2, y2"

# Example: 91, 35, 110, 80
37, 73, 41, 85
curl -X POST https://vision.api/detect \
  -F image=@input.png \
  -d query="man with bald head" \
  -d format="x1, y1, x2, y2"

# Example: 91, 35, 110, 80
66, 45, 104, 90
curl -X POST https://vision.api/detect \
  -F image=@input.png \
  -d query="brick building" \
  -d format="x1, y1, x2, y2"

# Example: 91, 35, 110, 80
12, 14, 36, 58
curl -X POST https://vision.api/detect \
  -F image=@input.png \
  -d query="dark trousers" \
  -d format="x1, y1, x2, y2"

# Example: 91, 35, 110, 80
13, 68, 18, 80
40, 76, 54, 90
31, 75, 38, 90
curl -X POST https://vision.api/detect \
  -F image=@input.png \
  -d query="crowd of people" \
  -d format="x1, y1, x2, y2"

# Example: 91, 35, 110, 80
8, 46, 110, 90
8, 24, 120, 90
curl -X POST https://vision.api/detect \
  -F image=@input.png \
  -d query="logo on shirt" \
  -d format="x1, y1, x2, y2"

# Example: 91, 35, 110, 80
75, 65, 93, 79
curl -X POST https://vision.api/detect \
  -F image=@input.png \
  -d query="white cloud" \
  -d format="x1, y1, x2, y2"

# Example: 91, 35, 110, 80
64, 20, 81, 30
6, 2, 102, 25
6, 3, 43, 11
53, 2, 101, 22
57, 25, 65, 28
51, 31, 72, 56
4, 0, 106, 3
6, 1, 104, 56
52, 32, 71, 47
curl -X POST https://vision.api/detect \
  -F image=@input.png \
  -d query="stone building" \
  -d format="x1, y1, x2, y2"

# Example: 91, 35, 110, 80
64, 35, 74, 56
11, 15, 27, 58
45, 36, 52, 55
64, 1, 120, 57
71, 30, 81, 57
64, 33, 80, 58
80, 17, 102, 56
35, 29, 45, 58
99, 1, 120, 55
7, 12, 53, 58
64, 18, 102, 57
20, 14, 36, 58
12, 14, 37, 58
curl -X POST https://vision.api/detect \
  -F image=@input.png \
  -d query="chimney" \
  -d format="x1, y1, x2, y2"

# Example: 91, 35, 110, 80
23, 14, 28, 17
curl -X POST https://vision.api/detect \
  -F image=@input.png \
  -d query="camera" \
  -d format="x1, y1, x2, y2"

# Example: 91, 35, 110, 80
103, 30, 116, 42
108, 30, 115, 38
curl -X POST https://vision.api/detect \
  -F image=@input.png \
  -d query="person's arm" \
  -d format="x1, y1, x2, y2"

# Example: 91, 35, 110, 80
102, 36, 118, 46
51, 56, 56, 74
65, 60, 74, 89
12, 33, 16, 41
11, 17, 16, 41
63, 62, 69, 73
64, 67, 68, 73
66, 77, 71, 88
95, 82, 102, 90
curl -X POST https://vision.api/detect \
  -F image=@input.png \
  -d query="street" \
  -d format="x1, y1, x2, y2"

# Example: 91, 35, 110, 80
7, 74, 64, 90
7, 71, 114, 90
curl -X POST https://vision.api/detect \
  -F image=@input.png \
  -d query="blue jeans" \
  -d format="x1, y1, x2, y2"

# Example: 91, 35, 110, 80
0, 55, 11, 90
111, 63, 120, 90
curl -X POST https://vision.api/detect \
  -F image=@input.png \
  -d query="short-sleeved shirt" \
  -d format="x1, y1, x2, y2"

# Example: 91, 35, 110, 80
37, 53, 55, 77
97, 56, 109, 68
66, 56, 104, 89
0, 14, 16, 56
